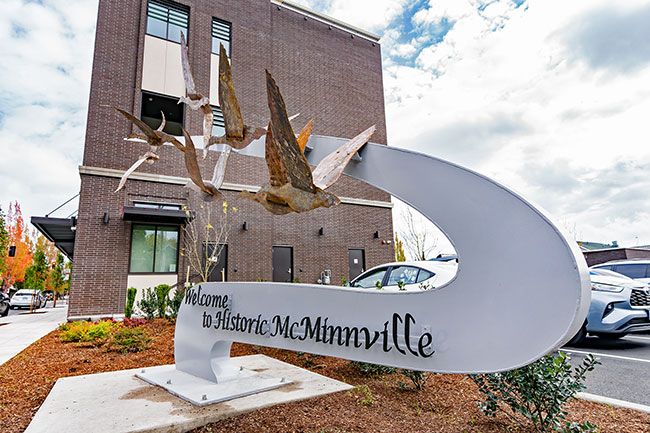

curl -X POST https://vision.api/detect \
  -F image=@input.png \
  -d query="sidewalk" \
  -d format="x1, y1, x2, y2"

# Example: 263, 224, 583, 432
0, 302, 68, 365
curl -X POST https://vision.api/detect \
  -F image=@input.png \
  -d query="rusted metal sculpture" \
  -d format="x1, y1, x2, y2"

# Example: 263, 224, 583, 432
240, 71, 375, 215
113, 34, 376, 214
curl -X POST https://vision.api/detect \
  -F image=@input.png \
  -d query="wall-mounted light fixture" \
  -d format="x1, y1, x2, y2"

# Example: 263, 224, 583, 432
318, 227, 324, 236
242, 222, 248, 231
70, 216, 77, 232
102, 212, 110, 225
8, 245, 16, 257
374, 231, 380, 239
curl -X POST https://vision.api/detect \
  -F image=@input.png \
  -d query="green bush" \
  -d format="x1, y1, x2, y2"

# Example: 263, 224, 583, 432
125, 287, 137, 318
471, 352, 599, 433
59, 320, 119, 346
155, 284, 172, 318
138, 288, 158, 319
399, 369, 430, 390
109, 326, 151, 353
168, 286, 186, 319
351, 361, 396, 377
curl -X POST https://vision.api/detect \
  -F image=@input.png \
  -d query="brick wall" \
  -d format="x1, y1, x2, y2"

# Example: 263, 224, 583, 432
70, 0, 393, 317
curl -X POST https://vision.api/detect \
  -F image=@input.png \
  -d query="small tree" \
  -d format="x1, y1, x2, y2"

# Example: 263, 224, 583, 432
48, 253, 67, 307
394, 233, 406, 262
24, 249, 48, 291
182, 201, 236, 283
138, 288, 158, 319
125, 287, 137, 318
399, 207, 438, 261
155, 284, 172, 318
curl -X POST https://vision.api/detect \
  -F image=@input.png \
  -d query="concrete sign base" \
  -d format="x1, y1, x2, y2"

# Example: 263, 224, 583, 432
137, 363, 291, 406
25, 355, 351, 433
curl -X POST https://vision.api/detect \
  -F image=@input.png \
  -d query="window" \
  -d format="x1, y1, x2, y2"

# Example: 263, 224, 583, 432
352, 268, 387, 288
417, 269, 434, 283
130, 225, 179, 274
212, 18, 232, 55
212, 105, 226, 137
134, 202, 182, 211
386, 266, 419, 286
141, 92, 184, 135
146, 0, 189, 43
613, 264, 648, 279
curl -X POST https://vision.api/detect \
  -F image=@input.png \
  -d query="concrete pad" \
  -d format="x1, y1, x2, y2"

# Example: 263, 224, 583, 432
25, 355, 352, 433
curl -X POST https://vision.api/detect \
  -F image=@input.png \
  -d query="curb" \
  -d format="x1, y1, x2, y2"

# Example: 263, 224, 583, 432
577, 392, 650, 414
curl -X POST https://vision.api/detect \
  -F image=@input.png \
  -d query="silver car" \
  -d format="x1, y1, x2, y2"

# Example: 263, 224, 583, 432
9, 289, 46, 310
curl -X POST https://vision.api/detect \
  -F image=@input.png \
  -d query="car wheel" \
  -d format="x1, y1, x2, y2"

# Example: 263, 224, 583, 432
0, 304, 8, 317
567, 322, 587, 346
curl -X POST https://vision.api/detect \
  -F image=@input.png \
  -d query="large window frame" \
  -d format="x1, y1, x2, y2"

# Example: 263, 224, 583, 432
146, 0, 190, 44
211, 17, 232, 56
129, 224, 180, 275
141, 91, 185, 136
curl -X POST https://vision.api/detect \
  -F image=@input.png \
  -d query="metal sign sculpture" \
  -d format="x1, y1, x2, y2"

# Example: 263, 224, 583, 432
111, 34, 590, 406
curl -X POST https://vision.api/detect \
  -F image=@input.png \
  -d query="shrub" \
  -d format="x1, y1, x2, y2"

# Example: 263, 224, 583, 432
123, 317, 147, 328
59, 320, 119, 346
471, 352, 599, 433
138, 288, 158, 319
168, 286, 186, 319
399, 369, 430, 390
350, 385, 375, 406
109, 326, 151, 353
155, 284, 172, 318
125, 287, 137, 318
351, 361, 396, 377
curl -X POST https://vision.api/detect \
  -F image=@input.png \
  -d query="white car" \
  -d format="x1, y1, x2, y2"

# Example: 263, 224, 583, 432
349, 260, 457, 292
592, 260, 650, 284
9, 289, 45, 310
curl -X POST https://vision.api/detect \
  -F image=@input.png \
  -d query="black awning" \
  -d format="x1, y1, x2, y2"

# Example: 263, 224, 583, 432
122, 206, 189, 225
31, 217, 76, 259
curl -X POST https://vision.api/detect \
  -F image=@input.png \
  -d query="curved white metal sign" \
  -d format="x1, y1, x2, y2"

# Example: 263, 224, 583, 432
171, 136, 590, 386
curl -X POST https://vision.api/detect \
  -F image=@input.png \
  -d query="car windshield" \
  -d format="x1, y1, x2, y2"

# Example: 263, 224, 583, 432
351, 268, 387, 288
590, 269, 633, 280
15, 291, 35, 295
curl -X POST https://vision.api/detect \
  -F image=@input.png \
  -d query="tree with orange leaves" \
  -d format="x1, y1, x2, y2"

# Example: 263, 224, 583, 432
4, 202, 34, 289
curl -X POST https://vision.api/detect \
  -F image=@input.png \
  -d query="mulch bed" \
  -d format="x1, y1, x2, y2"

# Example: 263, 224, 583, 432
1, 320, 648, 433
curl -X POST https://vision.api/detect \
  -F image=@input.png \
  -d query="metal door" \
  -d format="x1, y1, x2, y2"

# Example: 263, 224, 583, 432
272, 246, 293, 282
348, 249, 365, 280
203, 244, 228, 282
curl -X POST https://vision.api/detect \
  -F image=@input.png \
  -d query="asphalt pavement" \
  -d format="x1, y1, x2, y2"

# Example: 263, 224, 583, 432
563, 334, 650, 407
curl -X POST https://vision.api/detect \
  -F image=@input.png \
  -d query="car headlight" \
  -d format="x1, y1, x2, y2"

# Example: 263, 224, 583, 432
591, 282, 624, 293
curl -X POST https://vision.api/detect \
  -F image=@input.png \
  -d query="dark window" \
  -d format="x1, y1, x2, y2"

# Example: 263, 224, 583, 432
130, 224, 179, 274
146, 0, 189, 43
613, 264, 649, 279
212, 105, 226, 137
386, 266, 419, 286
212, 18, 232, 55
141, 92, 184, 135
352, 268, 387, 289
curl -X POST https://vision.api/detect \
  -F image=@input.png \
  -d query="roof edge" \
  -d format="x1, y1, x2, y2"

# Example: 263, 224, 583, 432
271, 0, 381, 42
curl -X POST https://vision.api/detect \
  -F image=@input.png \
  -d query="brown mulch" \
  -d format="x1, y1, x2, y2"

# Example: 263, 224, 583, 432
0, 320, 648, 433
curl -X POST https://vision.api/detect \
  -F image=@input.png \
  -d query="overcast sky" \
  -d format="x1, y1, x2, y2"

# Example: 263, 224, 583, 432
1, 0, 649, 248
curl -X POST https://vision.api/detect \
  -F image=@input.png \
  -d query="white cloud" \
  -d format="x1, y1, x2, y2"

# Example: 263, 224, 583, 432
3, 0, 650, 251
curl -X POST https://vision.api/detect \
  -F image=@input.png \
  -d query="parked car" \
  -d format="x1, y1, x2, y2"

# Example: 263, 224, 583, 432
0, 292, 9, 317
591, 259, 650, 284
568, 268, 650, 344
9, 289, 46, 310
348, 261, 457, 292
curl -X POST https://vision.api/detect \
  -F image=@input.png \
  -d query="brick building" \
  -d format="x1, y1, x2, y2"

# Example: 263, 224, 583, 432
33, 0, 394, 319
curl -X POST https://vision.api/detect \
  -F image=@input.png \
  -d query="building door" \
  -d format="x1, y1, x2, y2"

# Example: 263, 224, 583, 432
272, 246, 293, 282
348, 249, 365, 280
203, 244, 228, 282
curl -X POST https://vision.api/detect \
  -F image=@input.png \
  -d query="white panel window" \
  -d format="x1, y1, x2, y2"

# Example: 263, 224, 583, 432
210, 18, 232, 106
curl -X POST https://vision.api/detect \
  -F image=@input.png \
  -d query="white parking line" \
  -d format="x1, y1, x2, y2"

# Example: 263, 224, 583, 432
562, 349, 650, 364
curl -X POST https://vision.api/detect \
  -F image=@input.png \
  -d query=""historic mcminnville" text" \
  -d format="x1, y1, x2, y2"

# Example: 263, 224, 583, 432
185, 286, 435, 358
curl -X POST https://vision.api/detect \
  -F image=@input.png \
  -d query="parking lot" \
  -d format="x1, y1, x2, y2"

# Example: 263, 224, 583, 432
564, 334, 650, 407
